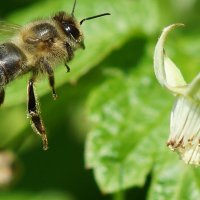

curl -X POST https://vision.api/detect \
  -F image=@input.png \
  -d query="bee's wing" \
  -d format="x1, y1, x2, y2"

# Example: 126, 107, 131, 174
0, 21, 21, 40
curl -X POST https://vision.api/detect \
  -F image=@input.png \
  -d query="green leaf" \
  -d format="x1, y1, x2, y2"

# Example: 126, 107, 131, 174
148, 156, 200, 200
4, 0, 161, 107
85, 57, 173, 193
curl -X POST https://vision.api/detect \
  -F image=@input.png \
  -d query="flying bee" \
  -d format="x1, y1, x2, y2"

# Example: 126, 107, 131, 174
0, 0, 110, 150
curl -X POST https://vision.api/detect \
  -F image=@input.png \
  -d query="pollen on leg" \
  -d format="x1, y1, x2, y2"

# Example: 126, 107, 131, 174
41, 133, 48, 151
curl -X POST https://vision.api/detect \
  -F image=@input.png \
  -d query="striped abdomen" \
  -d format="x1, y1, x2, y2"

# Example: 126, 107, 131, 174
0, 43, 27, 86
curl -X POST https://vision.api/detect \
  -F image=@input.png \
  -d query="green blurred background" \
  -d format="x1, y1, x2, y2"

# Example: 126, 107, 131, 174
0, 0, 199, 200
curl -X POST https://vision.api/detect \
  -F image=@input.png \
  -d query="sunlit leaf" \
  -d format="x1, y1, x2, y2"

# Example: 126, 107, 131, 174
148, 156, 200, 200
85, 58, 172, 193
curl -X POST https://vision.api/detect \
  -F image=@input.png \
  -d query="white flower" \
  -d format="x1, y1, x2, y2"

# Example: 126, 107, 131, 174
154, 24, 200, 166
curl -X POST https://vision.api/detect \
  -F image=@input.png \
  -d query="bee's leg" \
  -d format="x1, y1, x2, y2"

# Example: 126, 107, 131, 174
64, 61, 70, 73
27, 79, 48, 150
48, 75, 57, 99
64, 42, 74, 73
0, 87, 5, 106
42, 60, 57, 100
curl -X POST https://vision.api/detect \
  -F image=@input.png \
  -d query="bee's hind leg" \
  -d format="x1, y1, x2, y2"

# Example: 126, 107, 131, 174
0, 87, 5, 106
27, 79, 48, 150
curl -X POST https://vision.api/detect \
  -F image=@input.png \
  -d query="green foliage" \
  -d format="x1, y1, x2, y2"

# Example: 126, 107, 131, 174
0, 0, 200, 200
85, 60, 171, 193
0, 191, 74, 200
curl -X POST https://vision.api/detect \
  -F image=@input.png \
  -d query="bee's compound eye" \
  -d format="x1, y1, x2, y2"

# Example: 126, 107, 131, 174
64, 24, 80, 40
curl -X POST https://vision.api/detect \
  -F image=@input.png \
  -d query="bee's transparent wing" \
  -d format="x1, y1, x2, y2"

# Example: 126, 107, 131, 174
0, 21, 21, 41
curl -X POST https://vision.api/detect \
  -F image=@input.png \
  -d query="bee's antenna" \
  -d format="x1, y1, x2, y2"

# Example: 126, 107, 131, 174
71, 0, 77, 16
80, 13, 110, 25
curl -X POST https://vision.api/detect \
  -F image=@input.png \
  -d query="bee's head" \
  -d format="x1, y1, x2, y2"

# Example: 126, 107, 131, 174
53, 11, 84, 48
53, 0, 110, 49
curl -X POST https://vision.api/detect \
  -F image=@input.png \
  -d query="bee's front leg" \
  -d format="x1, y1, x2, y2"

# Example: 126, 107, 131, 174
27, 79, 48, 150
0, 87, 5, 106
41, 59, 57, 100
64, 61, 70, 73
63, 42, 74, 73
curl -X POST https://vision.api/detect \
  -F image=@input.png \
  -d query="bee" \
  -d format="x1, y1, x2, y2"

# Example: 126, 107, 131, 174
0, 0, 110, 150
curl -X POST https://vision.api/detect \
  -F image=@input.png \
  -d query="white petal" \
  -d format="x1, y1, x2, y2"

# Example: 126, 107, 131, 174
168, 96, 200, 165
154, 24, 187, 94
